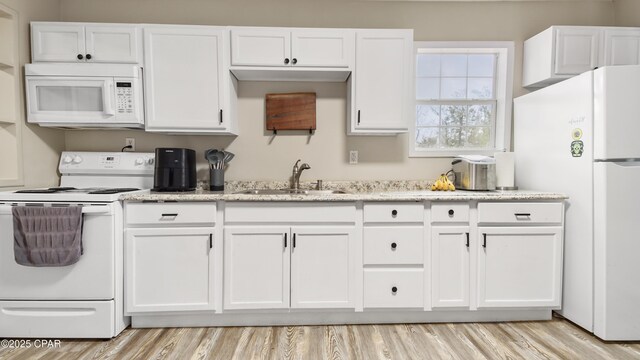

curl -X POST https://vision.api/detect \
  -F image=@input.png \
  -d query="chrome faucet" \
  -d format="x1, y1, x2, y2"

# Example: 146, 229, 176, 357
291, 159, 311, 190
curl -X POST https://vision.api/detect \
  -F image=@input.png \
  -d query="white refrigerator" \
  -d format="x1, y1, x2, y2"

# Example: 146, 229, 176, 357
514, 65, 640, 341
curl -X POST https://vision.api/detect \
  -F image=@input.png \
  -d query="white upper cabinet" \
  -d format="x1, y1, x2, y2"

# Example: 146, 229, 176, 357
231, 28, 353, 68
143, 26, 236, 134
554, 27, 600, 75
350, 29, 413, 134
231, 29, 291, 67
603, 28, 640, 66
31, 22, 141, 64
524, 26, 640, 88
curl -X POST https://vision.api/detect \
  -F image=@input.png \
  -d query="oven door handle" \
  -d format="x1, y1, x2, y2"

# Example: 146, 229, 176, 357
0, 205, 111, 215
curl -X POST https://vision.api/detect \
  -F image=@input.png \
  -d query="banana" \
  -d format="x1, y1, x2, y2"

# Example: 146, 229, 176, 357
432, 173, 456, 191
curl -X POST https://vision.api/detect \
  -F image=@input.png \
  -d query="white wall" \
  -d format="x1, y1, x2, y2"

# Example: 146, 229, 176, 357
0, 0, 65, 189
61, 0, 615, 181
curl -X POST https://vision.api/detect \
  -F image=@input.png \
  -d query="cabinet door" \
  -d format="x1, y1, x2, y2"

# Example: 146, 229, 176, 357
31, 23, 85, 62
353, 30, 412, 133
477, 227, 563, 308
554, 27, 600, 75
291, 29, 353, 67
290, 226, 355, 309
85, 25, 141, 64
224, 226, 290, 310
144, 26, 227, 132
231, 29, 291, 66
125, 227, 215, 313
603, 28, 640, 66
432, 226, 470, 308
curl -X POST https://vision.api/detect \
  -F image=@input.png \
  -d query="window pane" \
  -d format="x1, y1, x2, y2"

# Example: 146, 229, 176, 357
416, 105, 440, 126
467, 104, 492, 126
463, 127, 491, 147
441, 55, 467, 76
441, 105, 466, 126
416, 78, 440, 99
468, 54, 495, 77
441, 78, 466, 99
440, 127, 463, 148
467, 78, 493, 99
416, 54, 440, 77
416, 127, 439, 148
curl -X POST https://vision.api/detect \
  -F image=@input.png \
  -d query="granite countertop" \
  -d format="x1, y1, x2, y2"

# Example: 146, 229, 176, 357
121, 180, 567, 202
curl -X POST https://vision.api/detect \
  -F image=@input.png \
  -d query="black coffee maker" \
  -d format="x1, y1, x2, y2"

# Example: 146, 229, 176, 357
153, 148, 196, 191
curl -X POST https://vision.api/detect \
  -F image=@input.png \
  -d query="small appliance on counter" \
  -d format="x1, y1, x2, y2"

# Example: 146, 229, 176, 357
451, 155, 496, 191
153, 148, 196, 192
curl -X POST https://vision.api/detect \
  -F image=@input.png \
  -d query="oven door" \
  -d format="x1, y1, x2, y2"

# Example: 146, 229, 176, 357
25, 76, 116, 126
0, 203, 115, 300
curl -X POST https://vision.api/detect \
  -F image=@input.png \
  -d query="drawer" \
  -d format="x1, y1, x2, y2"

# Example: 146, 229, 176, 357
225, 202, 356, 223
126, 202, 216, 226
364, 203, 423, 223
364, 269, 424, 308
364, 227, 423, 265
478, 202, 563, 225
431, 203, 470, 223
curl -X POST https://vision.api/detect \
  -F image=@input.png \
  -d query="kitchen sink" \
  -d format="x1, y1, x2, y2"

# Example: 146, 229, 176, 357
234, 189, 349, 195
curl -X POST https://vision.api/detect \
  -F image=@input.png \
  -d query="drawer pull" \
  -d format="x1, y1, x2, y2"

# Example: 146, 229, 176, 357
209, 234, 213, 249
515, 213, 532, 220
391, 286, 398, 293
482, 233, 487, 248
448, 209, 454, 216
284, 233, 287, 248
391, 209, 398, 217
293, 233, 296, 248
465, 232, 469, 248
391, 242, 397, 250
160, 213, 178, 220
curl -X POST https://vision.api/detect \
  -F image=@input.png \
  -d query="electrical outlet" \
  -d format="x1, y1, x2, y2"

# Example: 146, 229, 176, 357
125, 138, 135, 152
349, 150, 358, 165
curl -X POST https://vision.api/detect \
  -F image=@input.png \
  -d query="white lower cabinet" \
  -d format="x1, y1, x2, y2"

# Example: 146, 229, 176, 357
223, 226, 290, 310
363, 269, 423, 308
290, 227, 355, 309
477, 227, 563, 308
125, 227, 215, 313
223, 225, 356, 311
431, 226, 470, 308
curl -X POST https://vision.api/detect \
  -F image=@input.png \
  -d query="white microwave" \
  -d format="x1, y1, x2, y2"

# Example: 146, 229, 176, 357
25, 63, 144, 128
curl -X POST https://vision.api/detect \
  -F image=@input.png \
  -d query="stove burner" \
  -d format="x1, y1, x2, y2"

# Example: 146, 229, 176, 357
48, 187, 77, 191
87, 188, 140, 194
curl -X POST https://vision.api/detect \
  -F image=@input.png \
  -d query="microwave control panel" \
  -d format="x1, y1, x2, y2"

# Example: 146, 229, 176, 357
116, 81, 134, 114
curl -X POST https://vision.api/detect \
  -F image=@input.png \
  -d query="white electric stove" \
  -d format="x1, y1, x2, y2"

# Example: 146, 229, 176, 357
0, 151, 154, 339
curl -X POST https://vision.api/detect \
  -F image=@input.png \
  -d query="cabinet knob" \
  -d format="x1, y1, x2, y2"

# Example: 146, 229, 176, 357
391, 209, 398, 217
448, 209, 454, 216
77, 54, 84, 60
292, 58, 297, 65
391, 242, 397, 249
391, 286, 398, 293
86, 54, 92, 60
284, 58, 290, 64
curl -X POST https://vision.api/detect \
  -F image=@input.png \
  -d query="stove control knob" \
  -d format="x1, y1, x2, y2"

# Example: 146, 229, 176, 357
146, 158, 155, 165
73, 156, 83, 164
135, 158, 145, 165
63, 156, 73, 164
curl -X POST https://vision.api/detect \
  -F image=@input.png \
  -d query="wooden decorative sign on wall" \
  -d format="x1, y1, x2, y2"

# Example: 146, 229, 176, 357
265, 92, 316, 134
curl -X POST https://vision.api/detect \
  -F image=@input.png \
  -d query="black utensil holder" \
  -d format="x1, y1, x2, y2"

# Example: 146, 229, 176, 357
210, 168, 224, 191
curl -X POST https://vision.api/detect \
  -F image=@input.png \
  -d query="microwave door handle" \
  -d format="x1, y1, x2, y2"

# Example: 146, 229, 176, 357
103, 80, 116, 116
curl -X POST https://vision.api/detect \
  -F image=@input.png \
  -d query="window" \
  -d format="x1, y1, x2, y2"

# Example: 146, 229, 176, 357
410, 42, 514, 157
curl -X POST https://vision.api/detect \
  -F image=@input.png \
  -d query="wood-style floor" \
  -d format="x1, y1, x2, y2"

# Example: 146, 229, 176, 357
2, 316, 640, 360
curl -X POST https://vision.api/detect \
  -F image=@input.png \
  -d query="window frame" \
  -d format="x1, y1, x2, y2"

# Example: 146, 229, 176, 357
410, 41, 514, 158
